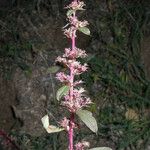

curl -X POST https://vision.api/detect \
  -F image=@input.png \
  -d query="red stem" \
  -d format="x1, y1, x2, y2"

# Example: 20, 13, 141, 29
0, 130, 20, 150
69, 113, 75, 150
68, 9, 76, 150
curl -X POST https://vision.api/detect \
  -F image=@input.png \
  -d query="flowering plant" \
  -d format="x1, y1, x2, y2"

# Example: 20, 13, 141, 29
41, 1, 112, 150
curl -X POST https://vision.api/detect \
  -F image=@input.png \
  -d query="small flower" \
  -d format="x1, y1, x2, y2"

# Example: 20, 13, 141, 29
63, 89, 92, 112
74, 97, 92, 110
68, 16, 89, 28
63, 48, 77, 59
56, 72, 70, 83
78, 20, 89, 28
56, 56, 67, 64
75, 48, 87, 58
73, 88, 86, 98
63, 48, 87, 59
73, 63, 88, 75
74, 80, 84, 86
59, 117, 70, 131
66, 1, 85, 10
75, 141, 90, 150
64, 27, 76, 38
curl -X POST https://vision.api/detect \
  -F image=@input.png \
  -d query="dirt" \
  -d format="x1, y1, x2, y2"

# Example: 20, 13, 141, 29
0, 74, 17, 131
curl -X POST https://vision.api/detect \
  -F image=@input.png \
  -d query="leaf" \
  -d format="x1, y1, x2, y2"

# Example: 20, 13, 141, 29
46, 125, 64, 134
41, 115, 49, 129
56, 86, 69, 101
78, 27, 90, 35
125, 108, 139, 121
76, 109, 98, 133
47, 66, 60, 74
67, 10, 75, 17
41, 115, 64, 134
89, 147, 112, 150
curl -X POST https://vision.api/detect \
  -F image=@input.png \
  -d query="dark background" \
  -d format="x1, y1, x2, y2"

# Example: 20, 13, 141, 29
0, 0, 150, 149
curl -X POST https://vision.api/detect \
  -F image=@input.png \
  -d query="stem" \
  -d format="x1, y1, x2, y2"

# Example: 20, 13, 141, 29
69, 113, 75, 150
68, 11, 76, 150
0, 130, 20, 150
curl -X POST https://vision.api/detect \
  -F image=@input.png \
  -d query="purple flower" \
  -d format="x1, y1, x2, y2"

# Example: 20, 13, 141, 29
66, 1, 85, 10
63, 48, 87, 59
68, 16, 89, 28
72, 62, 88, 75
62, 88, 92, 112
75, 141, 90, 150
74, 80, 84, 86
59, 117, 70, 131
64, 27, 76, 38
56, 72, 70, 83
56, 56, 67, 64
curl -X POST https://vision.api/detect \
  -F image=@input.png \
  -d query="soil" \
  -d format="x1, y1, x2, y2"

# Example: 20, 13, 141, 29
0, 74, 17, 131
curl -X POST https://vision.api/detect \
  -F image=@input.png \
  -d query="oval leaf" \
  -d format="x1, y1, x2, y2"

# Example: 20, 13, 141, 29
41, 115, 49, 129
125, 108, 139, 121
76, 109, 98, 133
89, 147, 112, 150
46, 125, 64, 134
56, 86, 69, 101
67, 10, 75, 17
78, 27, 90, 35
41, 115, 64, 133
47, 66, 60, 74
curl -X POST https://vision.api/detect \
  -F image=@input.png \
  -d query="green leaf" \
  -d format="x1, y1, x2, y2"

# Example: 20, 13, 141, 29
76, 109, 98, 133
89, 147, 112, 150
67, 10, 75, 17
47, 66, 60, 74
46, 125, 64, 134
78, 27, 90, 35
41, 115, 49, 129
56, 86, 69, 101
41, 115, 64, 134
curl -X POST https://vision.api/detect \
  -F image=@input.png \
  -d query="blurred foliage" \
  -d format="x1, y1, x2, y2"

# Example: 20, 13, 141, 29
0, 42, 32, 79
0, 0, 150, 149
9, 131, 66, 150
82, 0, 150, 149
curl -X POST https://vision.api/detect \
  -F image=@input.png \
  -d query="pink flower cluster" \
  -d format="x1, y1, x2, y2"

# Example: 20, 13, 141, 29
56, 0, 92, 125
56, 46, 91, 111
66, 1, 85, 10
56, 1, 91, 149
59, 117, 70, 131
69, 16, 89, 28
62, 88, 92, 112
63, 48, 87, 59
64, 0, 89, 39
75, 141, 90, 150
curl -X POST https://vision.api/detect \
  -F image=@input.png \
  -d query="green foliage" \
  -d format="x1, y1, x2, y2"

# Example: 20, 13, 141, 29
0, 42, 32, 78
67, 10, 75, 17
10, 132, 64, 150
41, 115, 64, 134
81, 0, 150, 149
76, 109, 98, 133
47, 66, 60, 74
56, 85, 69, 101
78, 27, 91, 35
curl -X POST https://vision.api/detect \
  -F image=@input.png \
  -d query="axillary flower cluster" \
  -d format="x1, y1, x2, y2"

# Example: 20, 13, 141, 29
56, 0, 91, 113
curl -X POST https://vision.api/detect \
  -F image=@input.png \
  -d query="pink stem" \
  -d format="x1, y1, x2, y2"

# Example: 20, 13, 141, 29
69, 113, 75, 150
0, 130, 20, 150
68, 10, 76, 150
